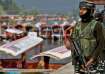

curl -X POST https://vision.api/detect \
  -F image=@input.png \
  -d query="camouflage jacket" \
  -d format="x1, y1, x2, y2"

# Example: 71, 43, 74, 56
71, 20, 105, 61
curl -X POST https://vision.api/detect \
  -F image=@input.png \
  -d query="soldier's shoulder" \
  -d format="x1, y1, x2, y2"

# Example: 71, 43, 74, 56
95, 21, 103, 27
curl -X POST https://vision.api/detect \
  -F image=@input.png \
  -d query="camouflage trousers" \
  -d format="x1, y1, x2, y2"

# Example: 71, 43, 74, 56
96, 57, 105, 74
73, 58, 105, 74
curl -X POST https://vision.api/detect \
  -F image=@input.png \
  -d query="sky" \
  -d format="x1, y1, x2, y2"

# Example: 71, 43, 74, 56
16, 0, 80, 13
16, 0, 104, 14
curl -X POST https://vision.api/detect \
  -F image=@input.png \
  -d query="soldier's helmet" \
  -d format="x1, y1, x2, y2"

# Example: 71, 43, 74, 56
79, 1, 96, 10
79, 1, 96, 22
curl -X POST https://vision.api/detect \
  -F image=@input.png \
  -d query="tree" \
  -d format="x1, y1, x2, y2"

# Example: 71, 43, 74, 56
0, 0, 21, 14
0, 5, 5, 15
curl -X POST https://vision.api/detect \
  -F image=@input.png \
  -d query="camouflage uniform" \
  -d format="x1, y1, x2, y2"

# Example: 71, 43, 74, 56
71, 19, 105, 74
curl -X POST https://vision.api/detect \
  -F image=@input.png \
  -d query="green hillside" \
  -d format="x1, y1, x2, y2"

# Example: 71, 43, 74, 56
0, 0, 21, 15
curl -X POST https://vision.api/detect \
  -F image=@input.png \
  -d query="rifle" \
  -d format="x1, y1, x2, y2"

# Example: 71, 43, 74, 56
71, 39, 96, 74
71, 39, 86, 66
64, 27, 85, 64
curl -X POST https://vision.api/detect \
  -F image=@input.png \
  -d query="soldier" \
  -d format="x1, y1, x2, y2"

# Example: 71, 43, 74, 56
95, 12, 104, 22
65, 1, 105, 74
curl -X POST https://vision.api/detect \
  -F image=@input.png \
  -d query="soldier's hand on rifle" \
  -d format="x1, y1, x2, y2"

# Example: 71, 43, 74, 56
85, 58, 94, 68
81, 64, 86, 69
80, 64, 87, 72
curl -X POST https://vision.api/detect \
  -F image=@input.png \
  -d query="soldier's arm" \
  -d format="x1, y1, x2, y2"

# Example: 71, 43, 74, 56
85, 22, 105, 67
92, 22, 105, 59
